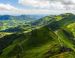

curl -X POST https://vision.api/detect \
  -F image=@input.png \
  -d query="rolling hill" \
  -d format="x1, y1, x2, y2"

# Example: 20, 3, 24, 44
0, 13, 75, 58
0, 15, 46, 31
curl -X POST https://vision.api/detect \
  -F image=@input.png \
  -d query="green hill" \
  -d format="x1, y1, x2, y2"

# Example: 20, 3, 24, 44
0, 13, 75, 58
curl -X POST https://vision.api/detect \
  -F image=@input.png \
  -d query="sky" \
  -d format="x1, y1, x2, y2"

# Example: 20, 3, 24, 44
0, 0, 75, 15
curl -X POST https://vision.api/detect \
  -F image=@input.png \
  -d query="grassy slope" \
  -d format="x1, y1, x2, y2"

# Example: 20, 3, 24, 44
0, 13, 75, 58
0, 26, 75, 58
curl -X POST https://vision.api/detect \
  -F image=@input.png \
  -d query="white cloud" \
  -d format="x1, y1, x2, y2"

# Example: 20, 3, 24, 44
19, 0, 75, 10
0, 3, 52, 15
1, 0, 75, 15
0, 4, 17, 11
49, 2, 65, 10
19, 0, 50, 8
18, 0, 65, 10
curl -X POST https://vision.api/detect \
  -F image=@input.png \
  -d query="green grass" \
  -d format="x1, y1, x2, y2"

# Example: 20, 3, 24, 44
0, 13, 75, 58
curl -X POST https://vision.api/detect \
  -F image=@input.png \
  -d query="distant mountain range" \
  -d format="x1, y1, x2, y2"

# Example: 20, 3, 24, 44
0, 15, 47, 20
0, 15, 48, 31
1, 13, 75, 32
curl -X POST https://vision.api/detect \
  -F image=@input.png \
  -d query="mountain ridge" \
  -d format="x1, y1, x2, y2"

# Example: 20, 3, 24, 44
0, 13, 75, 58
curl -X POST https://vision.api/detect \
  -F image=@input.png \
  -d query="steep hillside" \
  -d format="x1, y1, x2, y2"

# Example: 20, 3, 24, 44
0, 13, 75, 58
0, 26, 75, 58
